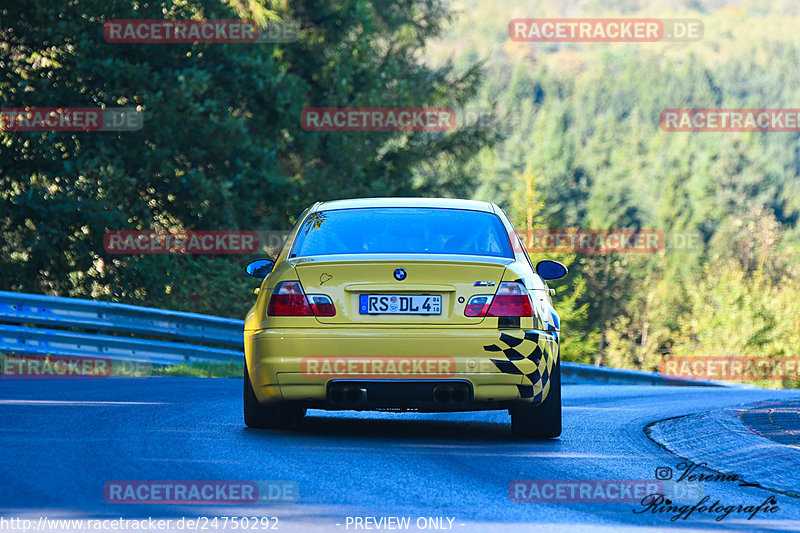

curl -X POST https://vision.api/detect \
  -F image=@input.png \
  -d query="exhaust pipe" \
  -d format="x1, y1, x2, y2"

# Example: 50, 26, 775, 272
451, 388, 467, 403
434, 387, 450, 403
433, 384, 469, 404
329, 385, 366, 404
329, 388, 345, 403
346, 388, 362, 402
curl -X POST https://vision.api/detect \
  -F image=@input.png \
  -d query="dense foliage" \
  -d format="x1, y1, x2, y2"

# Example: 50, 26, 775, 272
432, 0, 800, 384
1, 0, 490, 316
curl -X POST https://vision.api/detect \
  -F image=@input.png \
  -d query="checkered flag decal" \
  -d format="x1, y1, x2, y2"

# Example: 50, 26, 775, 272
483, 332, 556, 402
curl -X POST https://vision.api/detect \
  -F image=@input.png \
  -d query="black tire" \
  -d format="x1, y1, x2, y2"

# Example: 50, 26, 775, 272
510, 355, 561, 439
243, 362, 305, 429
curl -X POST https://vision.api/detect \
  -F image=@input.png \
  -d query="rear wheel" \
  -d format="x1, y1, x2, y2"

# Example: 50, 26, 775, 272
243, 362, 305, 429
510, 356, 561, 439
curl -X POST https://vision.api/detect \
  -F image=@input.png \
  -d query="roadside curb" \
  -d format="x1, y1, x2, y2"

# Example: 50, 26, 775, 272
740, 399, 800, 448
646, 401, 800, 497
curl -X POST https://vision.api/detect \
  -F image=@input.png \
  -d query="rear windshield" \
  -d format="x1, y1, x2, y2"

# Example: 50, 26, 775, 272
290, 207, 514, 258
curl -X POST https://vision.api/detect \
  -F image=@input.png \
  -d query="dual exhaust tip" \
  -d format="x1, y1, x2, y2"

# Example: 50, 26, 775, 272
327, 383, 470, 405
329, 386, 366, 404
433, 384, 469, 404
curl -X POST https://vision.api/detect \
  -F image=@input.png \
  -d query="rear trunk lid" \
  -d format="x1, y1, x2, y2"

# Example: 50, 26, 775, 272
291, 254, 509, 325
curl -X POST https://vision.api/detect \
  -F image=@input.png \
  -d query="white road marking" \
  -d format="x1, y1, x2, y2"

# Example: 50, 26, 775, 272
0, 400, 167, 406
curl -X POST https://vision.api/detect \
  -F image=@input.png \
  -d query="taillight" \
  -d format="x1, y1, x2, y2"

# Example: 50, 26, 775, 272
465, 295, 493, 317
487, 282, 533, 317
307, 294, 336, 317
267, 281, 313, 316
465, 282, 533, 318
266, 281, 336, 317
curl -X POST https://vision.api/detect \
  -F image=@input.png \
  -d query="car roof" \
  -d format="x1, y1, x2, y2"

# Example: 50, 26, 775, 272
311, 197, 496, 213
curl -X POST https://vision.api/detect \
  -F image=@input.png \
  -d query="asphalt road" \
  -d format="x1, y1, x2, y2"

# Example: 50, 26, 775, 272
2, 377, 800, 532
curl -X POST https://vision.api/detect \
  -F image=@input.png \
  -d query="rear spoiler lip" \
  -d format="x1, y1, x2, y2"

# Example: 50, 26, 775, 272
288, 253, 515, 266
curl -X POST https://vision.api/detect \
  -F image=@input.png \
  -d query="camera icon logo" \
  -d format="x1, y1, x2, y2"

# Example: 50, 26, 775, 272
655, 467, 673, 480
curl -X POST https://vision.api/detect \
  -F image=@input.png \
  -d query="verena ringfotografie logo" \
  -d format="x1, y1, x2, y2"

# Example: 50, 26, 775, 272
301, 357, 456, 378
634, 494, 779, 522
1, 107, 142, 131
1, 354, 112, 378
104, 231, 260, 254
301, 108, 456, 132
509, 19, 702, 43
661, 108, 800, 132
104, 481, 298, 504
660, 356, 800, 381
510, 480, 663, 503
104, 19, 298, 43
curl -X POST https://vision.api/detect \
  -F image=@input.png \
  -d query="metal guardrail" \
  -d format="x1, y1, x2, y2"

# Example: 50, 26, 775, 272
0, 291, 242, 365
561, 361, 720, 387
0, 291, 722, 385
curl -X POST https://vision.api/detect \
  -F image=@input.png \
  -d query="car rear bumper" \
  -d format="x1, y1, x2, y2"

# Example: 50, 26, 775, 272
244, 327, 559, 410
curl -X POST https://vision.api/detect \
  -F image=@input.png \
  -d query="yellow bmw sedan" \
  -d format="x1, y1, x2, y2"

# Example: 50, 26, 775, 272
243, 198, 567, 439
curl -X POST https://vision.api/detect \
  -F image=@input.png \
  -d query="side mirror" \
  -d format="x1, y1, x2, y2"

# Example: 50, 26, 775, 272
245, 258, 274, 278
536, 260, 568, 281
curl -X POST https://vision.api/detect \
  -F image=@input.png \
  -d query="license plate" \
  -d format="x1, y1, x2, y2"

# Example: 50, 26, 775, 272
359, 294, 442, 315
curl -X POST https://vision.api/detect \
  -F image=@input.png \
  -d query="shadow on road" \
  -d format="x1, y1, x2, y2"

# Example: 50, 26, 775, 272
300, 416, 515, 441
241, 413, 565, 446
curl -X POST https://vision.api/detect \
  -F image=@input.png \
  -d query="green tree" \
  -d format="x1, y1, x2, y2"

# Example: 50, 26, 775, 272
0, 0, 492, 316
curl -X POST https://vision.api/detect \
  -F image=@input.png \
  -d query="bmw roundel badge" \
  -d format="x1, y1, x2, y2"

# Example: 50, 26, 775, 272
393, 268, 407, 281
